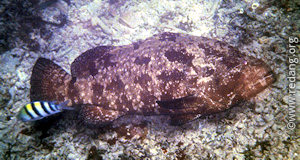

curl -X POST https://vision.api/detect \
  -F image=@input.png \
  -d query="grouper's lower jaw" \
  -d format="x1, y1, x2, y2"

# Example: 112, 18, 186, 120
238, 65, 275, 100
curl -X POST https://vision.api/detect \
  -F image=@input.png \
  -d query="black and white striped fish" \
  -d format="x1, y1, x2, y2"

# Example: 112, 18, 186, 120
17, 101, 72, 122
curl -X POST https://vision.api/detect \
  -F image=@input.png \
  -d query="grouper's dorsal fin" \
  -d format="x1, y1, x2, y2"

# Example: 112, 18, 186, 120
70, 46, 115, 78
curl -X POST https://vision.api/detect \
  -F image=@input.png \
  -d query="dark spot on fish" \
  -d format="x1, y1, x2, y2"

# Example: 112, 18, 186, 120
198, 41, 243, 69
221, 56, 240, 69
88, 62, 98, 77
157, 69, 186, 81
68, 78, 80, 101
140, 91, 156, 107
198, 41, 232, 58
159, 83, 175, 100
159, 32, 177, 42
158, 70, 186, 100
134, 74, 152, 87
92, 83, 104, 97
221, 47, 244, 69
107, 76, 124, 92
198, 43, 217, 56
134, 57, 151, 65
164, 48, 194, 65
115, 94, 133, 112
114, 94, 133, 111
86, 52, 116, 77
71, 46, 116, 78
121, 94, 132, 105
98, 53, 116, 69
96, 97, 110, 109
214, 76, 221, 86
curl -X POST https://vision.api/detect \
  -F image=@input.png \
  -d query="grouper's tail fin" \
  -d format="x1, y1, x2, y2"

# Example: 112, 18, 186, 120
30, 58, 71, 102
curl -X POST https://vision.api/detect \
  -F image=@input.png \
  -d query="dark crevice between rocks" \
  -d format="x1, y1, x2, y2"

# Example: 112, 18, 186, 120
0, 0, 69, 54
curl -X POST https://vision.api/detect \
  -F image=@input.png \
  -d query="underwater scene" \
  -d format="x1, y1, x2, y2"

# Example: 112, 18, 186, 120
0, 0, 299, 159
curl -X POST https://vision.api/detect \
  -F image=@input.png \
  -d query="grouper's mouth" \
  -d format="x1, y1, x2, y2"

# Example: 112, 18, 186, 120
253, 70, 276, 88
264, 70, 276, 84
238, 64, 275, 100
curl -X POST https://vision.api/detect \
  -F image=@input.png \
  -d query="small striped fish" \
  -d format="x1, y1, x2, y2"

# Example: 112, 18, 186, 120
17, 101, 72, 122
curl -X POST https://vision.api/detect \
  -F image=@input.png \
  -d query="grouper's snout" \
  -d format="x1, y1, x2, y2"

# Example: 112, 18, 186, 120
237, 63, 275, 100
264, 70, 276, 85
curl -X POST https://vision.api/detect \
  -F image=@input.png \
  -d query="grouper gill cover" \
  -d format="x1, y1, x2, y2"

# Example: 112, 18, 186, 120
29, 32, 275, 126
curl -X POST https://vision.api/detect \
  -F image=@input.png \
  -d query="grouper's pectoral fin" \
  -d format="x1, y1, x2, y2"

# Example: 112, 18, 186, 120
156, 95, 200, 109
79, 104, 125, 127
156, 95, 226, 125
169, 114, 201, 125
156, 96, 203, 125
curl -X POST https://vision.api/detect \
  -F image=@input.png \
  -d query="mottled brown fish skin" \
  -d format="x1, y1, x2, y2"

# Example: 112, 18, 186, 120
30, 32, 274, 126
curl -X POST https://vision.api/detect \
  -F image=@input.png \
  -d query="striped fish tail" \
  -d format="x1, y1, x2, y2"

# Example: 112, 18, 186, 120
57, 100, 74, 110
